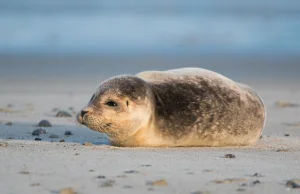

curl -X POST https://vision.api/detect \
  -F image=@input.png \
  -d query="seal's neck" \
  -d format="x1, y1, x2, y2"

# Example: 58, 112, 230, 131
111, 114, 164, 147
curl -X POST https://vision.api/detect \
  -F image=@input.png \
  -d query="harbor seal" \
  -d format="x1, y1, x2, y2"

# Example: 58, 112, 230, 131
77, 68, 266, 147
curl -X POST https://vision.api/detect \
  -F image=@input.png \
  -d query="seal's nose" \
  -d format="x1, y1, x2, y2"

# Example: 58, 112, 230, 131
81, 110, 89, 117
80, 107, 93, 118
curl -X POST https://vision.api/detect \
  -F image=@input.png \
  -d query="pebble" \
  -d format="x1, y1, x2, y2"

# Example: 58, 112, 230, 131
276, 149, 289, 152
49, 134, 59, 138
0, 142, 8, 147
252, 180, 261, 185
5, 121, 12, 126
60, 188, 75, 194
52, 108, 59, 112
56, 111, 72, 118
64, 131, 73, 136
97, 175, 106, 179
100, 180, 115, 187
284, 134, 290, 137
224, 154, 236, 158
275, 101, 299, 108
286, 180, 300, 189
283, 122, 300, 127
146, 179, 168, 186
32, 128, 47, 136
213, 178, 247, 184
34, 138, 42, 141
124, 170, 139, 174
83, 142, 93, 146
203, 169, 214, 172
59, 140, 65, 142
252, 173, 264, 177
141, 164, 152, 167
37, 120, 52, 127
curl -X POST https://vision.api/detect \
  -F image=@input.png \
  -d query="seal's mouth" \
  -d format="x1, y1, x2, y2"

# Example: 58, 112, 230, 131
76, 112, 85, 125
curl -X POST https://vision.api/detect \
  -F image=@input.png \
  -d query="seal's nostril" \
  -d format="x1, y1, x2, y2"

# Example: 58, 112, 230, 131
81, 110, 89, 117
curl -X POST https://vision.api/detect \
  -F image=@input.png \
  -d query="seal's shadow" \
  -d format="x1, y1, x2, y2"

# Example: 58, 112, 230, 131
0, 121, 111, 145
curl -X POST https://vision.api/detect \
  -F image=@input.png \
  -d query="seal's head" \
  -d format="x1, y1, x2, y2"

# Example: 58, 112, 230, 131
77, 75, 154, 143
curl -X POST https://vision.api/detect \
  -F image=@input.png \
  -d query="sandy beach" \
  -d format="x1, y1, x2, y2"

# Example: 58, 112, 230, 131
0, 63, 300, 194
1, 0, 300, 193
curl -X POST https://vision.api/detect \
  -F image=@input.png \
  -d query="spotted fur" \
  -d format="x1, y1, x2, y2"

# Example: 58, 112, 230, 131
77, 68, 266, 147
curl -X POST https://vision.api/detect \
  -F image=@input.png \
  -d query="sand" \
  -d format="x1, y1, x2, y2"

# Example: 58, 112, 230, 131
0, 77, 300, 194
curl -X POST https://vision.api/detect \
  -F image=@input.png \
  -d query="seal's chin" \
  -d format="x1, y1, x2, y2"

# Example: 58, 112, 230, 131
76, 113, 86, 126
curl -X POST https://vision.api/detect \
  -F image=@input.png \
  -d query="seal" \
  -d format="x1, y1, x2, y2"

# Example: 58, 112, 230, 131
77, 68, 266, 147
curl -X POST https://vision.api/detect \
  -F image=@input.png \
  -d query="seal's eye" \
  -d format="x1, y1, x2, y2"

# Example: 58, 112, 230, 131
106, 101, 118, 107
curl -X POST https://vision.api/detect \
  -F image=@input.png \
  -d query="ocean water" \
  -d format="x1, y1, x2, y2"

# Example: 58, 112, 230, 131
0, 0, 300, 54
0, 1, 300, 80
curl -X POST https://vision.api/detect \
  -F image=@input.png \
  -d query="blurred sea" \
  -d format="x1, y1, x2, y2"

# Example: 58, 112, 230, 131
0, 0, 299, 79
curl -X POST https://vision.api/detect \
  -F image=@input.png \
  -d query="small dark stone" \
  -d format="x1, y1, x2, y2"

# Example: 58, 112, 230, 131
124, 170, 139, 174
64, 131, 73, 136
253, 180, 261, 185
284, 134, 290, 137
241, 183, 248, 187
49, 134, 59, 138
52, 108, 59, 112
34, 138, 42, 141
32, 128, 47, 136
141, 164, 152, 167
276, 149, 289, 152
286, 180, 300, 188
75, 153, 80, 156
7, 104, 13, 108
59, 140, 65, 142
224, 154, 236, 158
100, 180, 115, 187
89, 169, 94, 172
252, 173, 264, 177
5, 122, 12, 126
236, 188, 246, 192
97, 175, 106, 179
56, 111, 72, 118
37, 120, 52, 127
